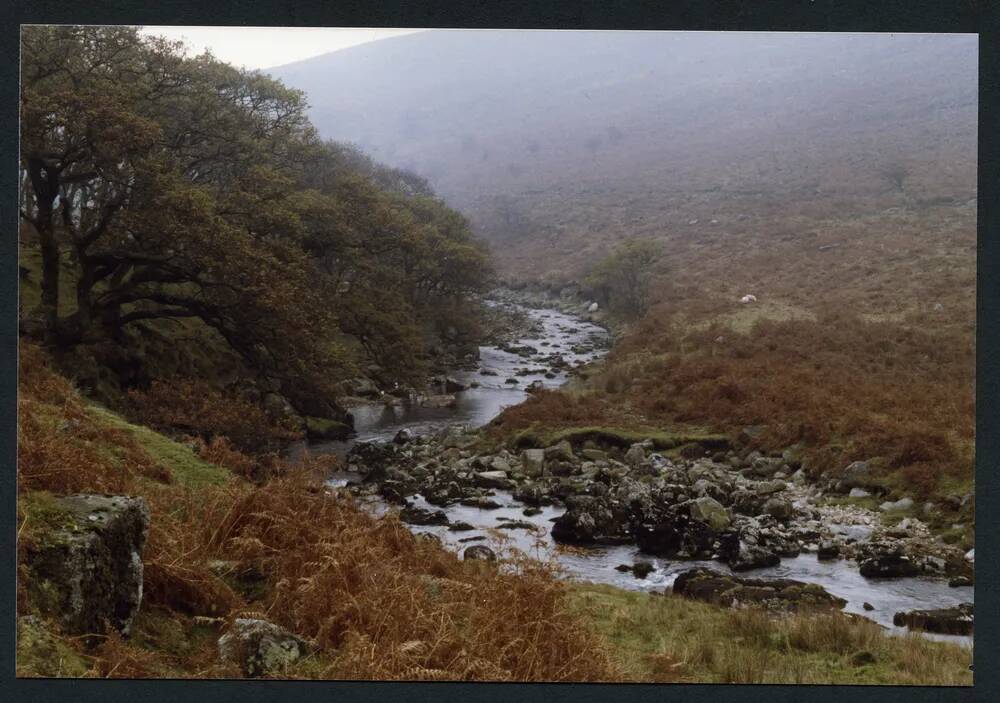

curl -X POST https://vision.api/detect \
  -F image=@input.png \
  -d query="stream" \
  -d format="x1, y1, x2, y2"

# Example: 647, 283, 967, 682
307, 301, 973, 648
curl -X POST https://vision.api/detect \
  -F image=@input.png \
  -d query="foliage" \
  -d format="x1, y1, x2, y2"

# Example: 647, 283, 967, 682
17, 349, 621, 681
585, 238, 662, 319
19, 25, 492, 410
127, 379, 302, 454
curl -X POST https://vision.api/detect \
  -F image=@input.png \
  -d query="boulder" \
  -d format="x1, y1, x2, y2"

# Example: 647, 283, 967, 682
444, 377, 467, 393
762, 497, 794, 521
817, 541, 841, 561
463, 545, 497, 561
544, 440, 576, 463
859, 551, 921, 578
672, 568, 847, 612
632, 562, 655, 579
218, 618, 309, 677
392, 428, 413, 445
420, 394, 457, 409
551, 495, 632, 545
880, 497, 914, 512
719, 531, 780, 571
23, 494, 149, 636
738, 425, 768, 446
840, 461, 879, 490
520, 448, 546, 477
473, 470, 513, 489
624, 443, 647, 468
581, 448, 608, 462
687, 496, 731, 532
893, 604, 973, 636
398, 506, 449, 526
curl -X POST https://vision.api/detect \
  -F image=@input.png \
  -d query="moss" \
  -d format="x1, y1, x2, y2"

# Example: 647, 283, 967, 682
16, 616, 92, 677
511, 424, 729, 451
86, 406, 231, 487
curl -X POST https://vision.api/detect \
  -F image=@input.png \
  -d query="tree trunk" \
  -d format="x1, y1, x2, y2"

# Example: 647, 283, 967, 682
26, 158, 61, 341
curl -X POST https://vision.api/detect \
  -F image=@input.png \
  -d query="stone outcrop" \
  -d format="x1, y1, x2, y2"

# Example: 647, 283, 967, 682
218, 618, 309, 677
24, 494, 149, 636
893, 604, 973, 636
672, 568, 847, 612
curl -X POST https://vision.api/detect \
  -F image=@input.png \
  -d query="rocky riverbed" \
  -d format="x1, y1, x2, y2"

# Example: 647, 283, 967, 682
309, 296, 975, 646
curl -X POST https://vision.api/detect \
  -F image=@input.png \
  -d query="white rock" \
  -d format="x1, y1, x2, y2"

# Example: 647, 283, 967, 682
588, 302, 599, 312
849, 487, 871, 498
739, 294, 757, 304
965, 548, 975, 562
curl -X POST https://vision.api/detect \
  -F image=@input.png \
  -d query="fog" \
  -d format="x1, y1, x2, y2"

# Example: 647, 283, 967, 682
270, 31, 977, 273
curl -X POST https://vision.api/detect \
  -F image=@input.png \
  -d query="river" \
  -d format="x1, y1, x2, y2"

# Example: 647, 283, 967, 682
306, 300, 973, 647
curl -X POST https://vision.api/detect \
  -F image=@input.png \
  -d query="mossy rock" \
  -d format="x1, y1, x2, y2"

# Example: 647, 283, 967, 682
511, 425, 730, 452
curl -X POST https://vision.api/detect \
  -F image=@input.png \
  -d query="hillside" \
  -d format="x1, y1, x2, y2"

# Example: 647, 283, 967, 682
270, 30, 977, 282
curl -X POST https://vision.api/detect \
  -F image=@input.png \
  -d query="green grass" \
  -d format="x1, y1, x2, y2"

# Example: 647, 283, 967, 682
569, 583, 973, 685
86, 405, 230, 488
16, 616, 93, 678
510, 424, 730, 452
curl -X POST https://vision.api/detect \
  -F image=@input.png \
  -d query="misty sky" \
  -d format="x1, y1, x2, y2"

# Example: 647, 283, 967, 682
138, 26, 423, 70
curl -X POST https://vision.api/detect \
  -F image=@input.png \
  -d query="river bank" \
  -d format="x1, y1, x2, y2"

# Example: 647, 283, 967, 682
306, 296, 974, 648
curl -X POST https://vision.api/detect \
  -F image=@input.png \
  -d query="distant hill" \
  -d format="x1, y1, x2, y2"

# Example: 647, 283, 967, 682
270, 31, 977, 281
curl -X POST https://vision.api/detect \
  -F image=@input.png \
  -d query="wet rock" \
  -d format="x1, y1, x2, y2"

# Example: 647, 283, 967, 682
23, 494, 149, 636
893, 604, 973, 636
631, 562, 655, 579
719, 530, 780, 571
218, 618, 309, 677
817, 541, 840, 561
392, 428, 413, 445
863, 602, 875, 611
420, 394, 457, 408
448, 521, 476, 532
522, 506, 543, 517
399, 506, 449, 526
551, 495, 632, 545
672, 568, 846, 612
443, 377, 467, 393
949, 575, 974, 587
858, 551, 920, 578
513, 482, 551, 506
459, 496, 502, 510
496, 520, 536, 531
463, 545, 497, 561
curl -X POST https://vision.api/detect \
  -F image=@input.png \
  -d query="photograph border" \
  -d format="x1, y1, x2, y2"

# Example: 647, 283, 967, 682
1, 1, 996, 701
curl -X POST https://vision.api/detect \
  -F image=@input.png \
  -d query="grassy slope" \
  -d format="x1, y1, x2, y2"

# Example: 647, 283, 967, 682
571, 584, 972, 685
16, 349, 973, 683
